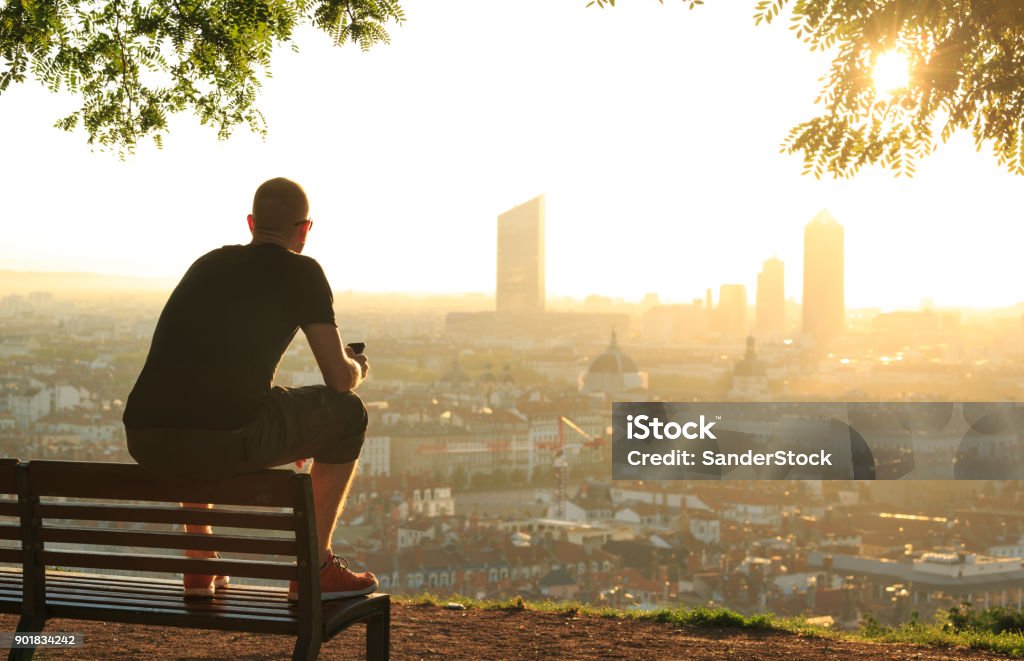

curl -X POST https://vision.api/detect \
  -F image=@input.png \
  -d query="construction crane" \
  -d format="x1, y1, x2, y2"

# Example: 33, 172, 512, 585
552, 416, 604, 520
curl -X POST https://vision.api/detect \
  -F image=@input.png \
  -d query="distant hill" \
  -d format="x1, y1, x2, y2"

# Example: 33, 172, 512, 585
0, 270, 177, 296
0, 269, 504, 311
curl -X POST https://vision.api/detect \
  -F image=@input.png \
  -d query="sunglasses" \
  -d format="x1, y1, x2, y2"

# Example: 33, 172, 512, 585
292, 218, 313, 230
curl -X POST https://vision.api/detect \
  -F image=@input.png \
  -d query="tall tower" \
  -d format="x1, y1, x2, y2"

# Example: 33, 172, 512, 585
717, 284, 747, 336
802, 210, 844, 345
496, 195, 545, 314
756, 258, 785, 334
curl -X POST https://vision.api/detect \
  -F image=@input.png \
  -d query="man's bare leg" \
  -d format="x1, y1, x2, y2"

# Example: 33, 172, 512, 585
179, 501, 225, 597
180, 502, 215, 555
310, 459, 359, 567
181, 507, 212, 540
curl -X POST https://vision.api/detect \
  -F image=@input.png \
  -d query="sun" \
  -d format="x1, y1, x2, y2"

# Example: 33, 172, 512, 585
873, 50, 911, 95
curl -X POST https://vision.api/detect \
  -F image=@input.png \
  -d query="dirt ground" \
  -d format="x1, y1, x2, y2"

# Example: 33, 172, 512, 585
0, 603, 1014, 660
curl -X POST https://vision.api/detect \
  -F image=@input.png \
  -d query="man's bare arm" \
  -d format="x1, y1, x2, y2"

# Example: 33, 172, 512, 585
302, 323, 363, 392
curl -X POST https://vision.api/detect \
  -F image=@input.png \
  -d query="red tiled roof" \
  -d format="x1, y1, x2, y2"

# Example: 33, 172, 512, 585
613, 568, 667, 594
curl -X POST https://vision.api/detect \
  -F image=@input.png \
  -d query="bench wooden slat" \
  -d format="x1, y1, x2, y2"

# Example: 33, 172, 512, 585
0, 459, 18, 494
40, 550, 299, 580
45, 568, 187, 586
27, 461, 299, 507
36, 502, 295, 530
0, 549, 20, 564
46, 574, 206, 595
45, 587, 298, 618
0, 500, 19, 517
38, 526, 297, 556
45, 575, 298, 610
206, 584, 293, 597
47, 580, 292, 607
45, 600, 300, 635
48, 589, 295, 617
45, 571, 287, 598
0, 524, 22, 541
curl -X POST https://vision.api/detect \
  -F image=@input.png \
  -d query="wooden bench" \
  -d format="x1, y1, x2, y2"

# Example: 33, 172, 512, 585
4, 460, 389, 661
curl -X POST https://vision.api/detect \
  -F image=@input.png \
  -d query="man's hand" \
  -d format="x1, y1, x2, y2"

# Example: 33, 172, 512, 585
349, 350, 370, 379
303, 323, 363, 392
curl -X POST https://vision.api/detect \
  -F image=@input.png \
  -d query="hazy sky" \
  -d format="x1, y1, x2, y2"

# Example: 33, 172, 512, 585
1, 0, 1021, 309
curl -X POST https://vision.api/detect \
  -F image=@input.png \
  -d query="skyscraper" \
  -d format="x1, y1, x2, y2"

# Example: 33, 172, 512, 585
802, 210, 844, 345
756, 258, 785, 334
717, 284, 747, 336
496, 195, 545, 314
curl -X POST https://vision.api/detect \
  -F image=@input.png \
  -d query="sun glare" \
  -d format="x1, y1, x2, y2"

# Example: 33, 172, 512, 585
873, 50, 911, 95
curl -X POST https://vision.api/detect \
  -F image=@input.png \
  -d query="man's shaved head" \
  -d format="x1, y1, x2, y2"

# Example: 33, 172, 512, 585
252, 178, 309, 230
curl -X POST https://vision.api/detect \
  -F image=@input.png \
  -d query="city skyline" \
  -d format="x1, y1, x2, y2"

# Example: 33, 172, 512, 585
3, 214, 1013, 324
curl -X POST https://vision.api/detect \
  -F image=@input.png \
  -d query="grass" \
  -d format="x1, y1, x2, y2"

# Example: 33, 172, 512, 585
396, 593, 1024, 657
858, 622, 1024, 657
398, 592, 840, 637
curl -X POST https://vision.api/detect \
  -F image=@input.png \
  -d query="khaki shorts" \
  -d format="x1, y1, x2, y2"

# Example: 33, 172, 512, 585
126, 386, 368, 480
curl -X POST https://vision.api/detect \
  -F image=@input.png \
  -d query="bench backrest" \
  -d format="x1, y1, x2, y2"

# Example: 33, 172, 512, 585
0, 459, 19, 565
19, 461, 322, 622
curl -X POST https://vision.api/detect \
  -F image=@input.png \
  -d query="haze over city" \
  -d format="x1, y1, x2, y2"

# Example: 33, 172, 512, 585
1, 0, 1022, 310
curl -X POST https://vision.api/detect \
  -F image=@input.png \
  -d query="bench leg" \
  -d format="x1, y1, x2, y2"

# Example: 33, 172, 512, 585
366, 611, 390, 661
7, 614, 45, 661
292, 631, 321, 661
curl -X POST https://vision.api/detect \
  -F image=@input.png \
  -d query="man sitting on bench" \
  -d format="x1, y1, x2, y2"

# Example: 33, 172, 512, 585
122, 177, 378, 602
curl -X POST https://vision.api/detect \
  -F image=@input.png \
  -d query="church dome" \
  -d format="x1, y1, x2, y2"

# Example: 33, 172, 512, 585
580, 331, 648, 398
586, 331, 638, 375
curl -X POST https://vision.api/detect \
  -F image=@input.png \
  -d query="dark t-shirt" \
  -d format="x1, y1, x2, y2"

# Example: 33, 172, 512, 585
123, 242, 336, 430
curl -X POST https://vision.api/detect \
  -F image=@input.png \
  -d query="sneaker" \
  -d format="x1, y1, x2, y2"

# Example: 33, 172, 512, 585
288, 553, 378, 602
184, 551, 230, 600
